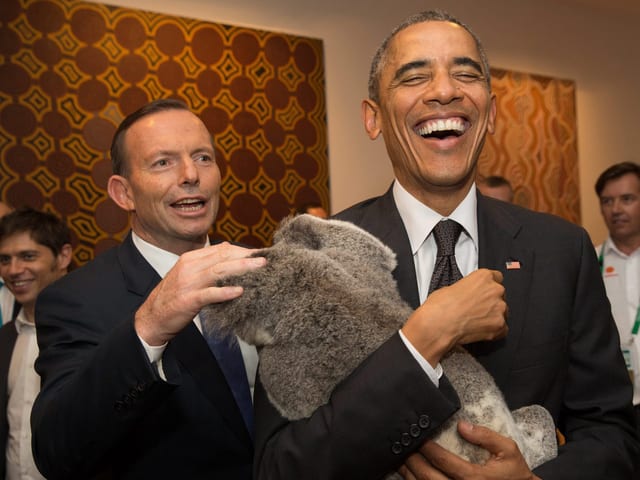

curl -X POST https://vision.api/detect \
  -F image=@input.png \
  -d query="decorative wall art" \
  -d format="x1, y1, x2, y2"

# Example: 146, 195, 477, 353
479, 68, 580, 224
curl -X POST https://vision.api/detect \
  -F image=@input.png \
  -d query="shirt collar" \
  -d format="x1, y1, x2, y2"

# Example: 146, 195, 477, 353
15, 308, 35, 334
393, 180, 479, 254
603, 236, 640, 259
131, 231, 209, 279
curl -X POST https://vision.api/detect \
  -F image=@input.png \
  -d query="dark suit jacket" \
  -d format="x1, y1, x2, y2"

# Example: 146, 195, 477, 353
254, 187, 639, 479
0, 320, 18, 479
31, 232, 253, 480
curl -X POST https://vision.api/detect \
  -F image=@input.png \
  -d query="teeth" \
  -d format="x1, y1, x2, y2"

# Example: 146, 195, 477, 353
417, 118, 466, 136
174, 199, 201, 205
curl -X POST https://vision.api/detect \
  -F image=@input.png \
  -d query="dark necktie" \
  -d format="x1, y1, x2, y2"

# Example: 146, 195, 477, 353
428, 219, 464, 293
202, 324, 254, 437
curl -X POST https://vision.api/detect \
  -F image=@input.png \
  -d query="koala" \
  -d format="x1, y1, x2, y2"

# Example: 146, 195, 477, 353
201, 214, 557, 472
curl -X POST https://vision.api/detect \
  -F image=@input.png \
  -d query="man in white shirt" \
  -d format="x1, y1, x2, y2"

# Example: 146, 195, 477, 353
0, 208, 72, 479
595, 162, 640, 423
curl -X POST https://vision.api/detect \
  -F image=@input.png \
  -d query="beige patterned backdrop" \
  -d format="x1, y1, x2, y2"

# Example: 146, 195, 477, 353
0, 0, 329, 266
479, 68, 580, 224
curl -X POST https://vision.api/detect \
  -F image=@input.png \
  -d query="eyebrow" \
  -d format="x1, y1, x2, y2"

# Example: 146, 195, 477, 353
393, 56, 484, 82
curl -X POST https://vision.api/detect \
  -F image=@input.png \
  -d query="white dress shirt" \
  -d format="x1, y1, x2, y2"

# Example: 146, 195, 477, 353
0, 281, 15, 325
596, 238, 640, 405
393, 181, 480, 386
132, 233, 259, 398
6, 310, 46, 480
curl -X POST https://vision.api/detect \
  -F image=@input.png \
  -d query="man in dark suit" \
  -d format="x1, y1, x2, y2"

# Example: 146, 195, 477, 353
254, 10, 639, 479
31, 99, 266, 479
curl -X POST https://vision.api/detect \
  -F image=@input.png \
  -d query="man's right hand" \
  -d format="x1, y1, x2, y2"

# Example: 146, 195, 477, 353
401, 268, 508, 367
134, 242, 266, 346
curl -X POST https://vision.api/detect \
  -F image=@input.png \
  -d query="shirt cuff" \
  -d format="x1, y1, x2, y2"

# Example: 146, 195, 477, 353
139, 334, 168, 380
398, 329, 443, 387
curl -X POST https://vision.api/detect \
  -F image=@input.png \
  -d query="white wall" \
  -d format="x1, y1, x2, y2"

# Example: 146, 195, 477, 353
91, 0, 640, 244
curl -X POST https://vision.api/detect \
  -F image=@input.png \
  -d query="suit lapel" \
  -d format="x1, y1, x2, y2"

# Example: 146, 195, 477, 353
473, 195, 534, 391
353, 188, 421, 309
117, 232, 252, 447
171, 323, 252, 447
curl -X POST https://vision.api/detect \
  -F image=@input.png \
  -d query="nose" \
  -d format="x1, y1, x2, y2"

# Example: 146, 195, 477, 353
180, 158, 200, 186
610, 198, 624, 214
425, 69, 461, 105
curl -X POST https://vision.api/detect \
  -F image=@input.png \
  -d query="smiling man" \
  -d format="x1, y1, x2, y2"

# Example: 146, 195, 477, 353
595, 162, 640, 430
0, 207, 72, 480
30, 99, 266, 479
254, 10, 638, 480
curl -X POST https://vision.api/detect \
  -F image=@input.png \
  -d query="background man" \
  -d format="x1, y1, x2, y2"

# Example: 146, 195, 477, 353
477, 174, 514, 203
0, 207, 72, 479
595, 161, 640, 429
31, 99, 266, 479
0, 201, 17, 325
296, 201, 329, 219
254, 10, 638, 480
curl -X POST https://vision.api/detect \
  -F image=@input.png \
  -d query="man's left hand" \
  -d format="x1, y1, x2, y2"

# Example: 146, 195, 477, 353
399, 421, 542, 480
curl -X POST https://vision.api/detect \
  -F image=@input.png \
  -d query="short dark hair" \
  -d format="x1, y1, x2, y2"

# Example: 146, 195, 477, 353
368, 10, 491, 103
0, 207, 71, 257
595, 162, 640, 196
110, 98, 191, 177
479, 175, 512, 189
296, 202, 325, 215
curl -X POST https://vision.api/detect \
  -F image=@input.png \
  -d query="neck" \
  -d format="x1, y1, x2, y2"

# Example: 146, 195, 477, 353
23, 304, 35, 324
611, 235, 640, 256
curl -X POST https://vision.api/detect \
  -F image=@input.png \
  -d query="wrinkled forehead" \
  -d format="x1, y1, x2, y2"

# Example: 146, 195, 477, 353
387, 20, 483, 71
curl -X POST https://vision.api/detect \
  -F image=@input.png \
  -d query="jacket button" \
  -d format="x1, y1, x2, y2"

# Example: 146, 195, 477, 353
391, 442, 403, 455
418, 414, 430, 429
401, 433, 411, 446
409, 423, 421, 438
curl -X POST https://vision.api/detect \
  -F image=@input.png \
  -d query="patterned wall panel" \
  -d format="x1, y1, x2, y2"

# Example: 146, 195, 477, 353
0, 0, 329, 265
479, 68, 580, 224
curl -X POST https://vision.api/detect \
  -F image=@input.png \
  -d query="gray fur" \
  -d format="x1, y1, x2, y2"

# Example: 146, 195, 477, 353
201, 214, 557, 470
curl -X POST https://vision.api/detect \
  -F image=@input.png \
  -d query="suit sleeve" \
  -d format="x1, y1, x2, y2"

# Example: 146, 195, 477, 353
254, 332, 460, 479
30, 278, 179, 480
533, 229, 640, 479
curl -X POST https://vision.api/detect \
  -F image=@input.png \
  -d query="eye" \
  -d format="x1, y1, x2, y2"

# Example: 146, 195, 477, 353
0, 256, 9, 265
194, 153, 215, 165
400, 74, 430, 86
21, 252, 37, 261
453, 71, 483, 83
153, 158, 170, 168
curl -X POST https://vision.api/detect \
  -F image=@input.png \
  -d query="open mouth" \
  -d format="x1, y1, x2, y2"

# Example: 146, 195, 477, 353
172, 198, 206, 211
416, 117, 468, 140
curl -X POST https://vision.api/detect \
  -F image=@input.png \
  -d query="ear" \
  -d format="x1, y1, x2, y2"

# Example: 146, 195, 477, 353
56, 243, 73, 272
362, 99, 382, 140
108, 175, 135, 211
487, 93, 497, 135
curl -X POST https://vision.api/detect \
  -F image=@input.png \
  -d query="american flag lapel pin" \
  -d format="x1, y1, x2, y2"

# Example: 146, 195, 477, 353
505, 260, 521, 270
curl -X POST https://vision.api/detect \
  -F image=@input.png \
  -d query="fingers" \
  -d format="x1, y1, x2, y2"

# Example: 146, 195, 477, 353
134, 243, 266, 345
400, 451, 451, 480
403, 268, 508, 363
456, 420, 519, 457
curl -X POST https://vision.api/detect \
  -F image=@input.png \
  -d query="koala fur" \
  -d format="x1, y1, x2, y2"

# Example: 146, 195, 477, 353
201, 214, 557, 471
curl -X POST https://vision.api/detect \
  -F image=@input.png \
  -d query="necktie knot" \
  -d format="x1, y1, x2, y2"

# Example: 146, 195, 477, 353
433, 219, 463, 257
428, 220, 464, 294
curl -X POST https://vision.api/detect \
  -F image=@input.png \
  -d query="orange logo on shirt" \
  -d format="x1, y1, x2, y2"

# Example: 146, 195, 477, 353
604, 265, 617, 278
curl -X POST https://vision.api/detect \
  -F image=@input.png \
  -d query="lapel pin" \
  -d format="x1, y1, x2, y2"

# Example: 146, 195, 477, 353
505, 260, 521, 270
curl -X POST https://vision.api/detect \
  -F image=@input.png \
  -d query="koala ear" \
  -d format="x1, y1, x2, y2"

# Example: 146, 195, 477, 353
273, 214, 323, 250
